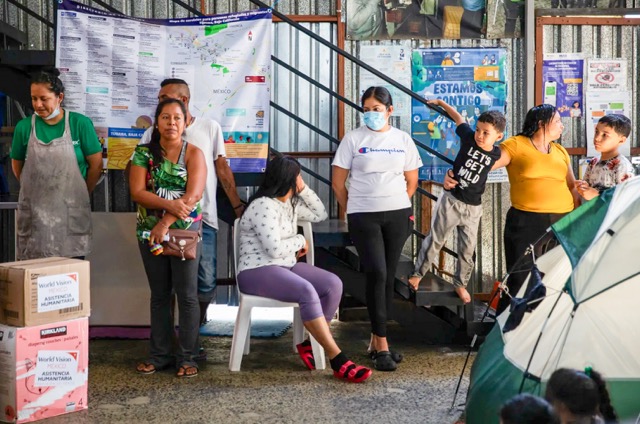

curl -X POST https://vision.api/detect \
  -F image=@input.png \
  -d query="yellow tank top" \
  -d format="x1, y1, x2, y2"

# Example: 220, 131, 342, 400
501, 135, 574, 213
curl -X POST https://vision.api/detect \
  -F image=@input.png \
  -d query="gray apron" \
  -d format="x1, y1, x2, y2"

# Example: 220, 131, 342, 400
16, 111, 92, 259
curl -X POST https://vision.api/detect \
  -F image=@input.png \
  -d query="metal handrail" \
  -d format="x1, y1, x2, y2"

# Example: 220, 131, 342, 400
269, 148, 331, 186
9, 0, 452, 242
6, 0, 54, 28
272, 55, 363, 113
270, 101, 340, 146
248, 0, 454, 129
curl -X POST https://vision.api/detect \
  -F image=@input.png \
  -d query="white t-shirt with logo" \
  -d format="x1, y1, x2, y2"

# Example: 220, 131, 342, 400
332, 125, 423, 214
138, 117, 226, 229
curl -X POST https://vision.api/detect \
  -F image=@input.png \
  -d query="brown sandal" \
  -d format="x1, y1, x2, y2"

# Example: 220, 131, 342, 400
176, 365, 198, 378
136, 362, 157, 375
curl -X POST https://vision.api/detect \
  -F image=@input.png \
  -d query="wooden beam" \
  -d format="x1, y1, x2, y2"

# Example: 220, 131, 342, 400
536, 8, 640, 18
535, 18, 544, 106
336, 0, 346, 220
278, 151, 334, 159
537, 16, 640, 25
273, 15, 338, 23
565, 147, 640, 156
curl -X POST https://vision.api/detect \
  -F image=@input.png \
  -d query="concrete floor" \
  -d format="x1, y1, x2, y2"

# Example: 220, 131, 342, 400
46, 320, 473, 424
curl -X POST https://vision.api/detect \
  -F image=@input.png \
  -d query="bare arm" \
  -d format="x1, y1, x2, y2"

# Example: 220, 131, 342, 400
215, 155, 244, 217
331, 166, 350, 212
565, 164, 581, 209
490, 146, 512, 170
404, 169, 419, 198
11, 159, 23, 181
184, 145, 206, 206
427, 99, 465, 126
85, 152, 103, 193
129, 165, 193, 220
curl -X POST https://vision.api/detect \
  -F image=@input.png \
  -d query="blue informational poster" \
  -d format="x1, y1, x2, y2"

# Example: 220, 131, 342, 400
411, 48, 507, 182
541, 53, 584, 118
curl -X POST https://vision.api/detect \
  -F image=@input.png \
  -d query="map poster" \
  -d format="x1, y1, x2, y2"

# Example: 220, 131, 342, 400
411, 48, 507, 183
358, 45, 411, 118
585, 91, 631, 158
587, 59, 627, 92
56, 0, 271, 172
541, 53, 585, 118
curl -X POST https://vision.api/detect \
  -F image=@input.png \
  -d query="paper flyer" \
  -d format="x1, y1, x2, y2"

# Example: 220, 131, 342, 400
585, 91, 631, 157
586, 59, 627, 91
541, 53, 585, 118
359, 45, 412, 117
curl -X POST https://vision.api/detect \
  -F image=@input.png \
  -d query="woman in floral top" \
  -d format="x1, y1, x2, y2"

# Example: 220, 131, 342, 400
129, 98, 206, 378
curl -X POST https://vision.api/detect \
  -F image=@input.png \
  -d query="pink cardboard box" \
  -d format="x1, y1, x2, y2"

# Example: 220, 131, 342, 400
0, 318, 88, 423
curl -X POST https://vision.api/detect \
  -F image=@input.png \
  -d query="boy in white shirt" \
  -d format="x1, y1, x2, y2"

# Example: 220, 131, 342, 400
576, 114, 635, 201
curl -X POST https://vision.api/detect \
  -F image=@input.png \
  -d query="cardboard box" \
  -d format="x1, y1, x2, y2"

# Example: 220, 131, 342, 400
0, 317, 88, 423
0, 258, 90, 327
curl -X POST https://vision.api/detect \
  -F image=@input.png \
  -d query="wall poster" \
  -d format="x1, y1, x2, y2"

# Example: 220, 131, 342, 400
56, 0, 271, 172
541, 53, 585, 118
411, 47, 508, 183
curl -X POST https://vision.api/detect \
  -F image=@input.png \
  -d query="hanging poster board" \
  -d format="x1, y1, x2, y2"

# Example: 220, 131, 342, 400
56, 0, 271, 172
586, 59, 627, 92
411, 47, 508, 183
541, 53, 585, 118
585, 91, 631, 157
359, 45, 412, 118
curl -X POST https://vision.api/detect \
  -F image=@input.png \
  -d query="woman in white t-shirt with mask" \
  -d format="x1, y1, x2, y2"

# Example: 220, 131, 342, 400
332, 86, 422, 372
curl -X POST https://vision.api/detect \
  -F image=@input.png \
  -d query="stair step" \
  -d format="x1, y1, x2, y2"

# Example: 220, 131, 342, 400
311, 219, 350, 248
395, 270, 465, 307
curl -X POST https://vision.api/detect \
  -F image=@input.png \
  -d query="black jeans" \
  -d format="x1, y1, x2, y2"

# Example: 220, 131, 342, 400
138, 241, 201, 369
348, 207, 413, 337
499, 207, 566, 314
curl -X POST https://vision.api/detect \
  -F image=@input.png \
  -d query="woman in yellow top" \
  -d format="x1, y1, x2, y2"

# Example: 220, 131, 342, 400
445, 104, 579, 313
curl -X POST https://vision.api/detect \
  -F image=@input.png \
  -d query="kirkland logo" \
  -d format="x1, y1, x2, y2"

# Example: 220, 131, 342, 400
41, 326, 67, 339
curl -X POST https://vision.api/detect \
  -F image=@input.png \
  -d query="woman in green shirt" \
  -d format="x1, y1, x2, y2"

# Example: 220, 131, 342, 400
10, 68, 102, 259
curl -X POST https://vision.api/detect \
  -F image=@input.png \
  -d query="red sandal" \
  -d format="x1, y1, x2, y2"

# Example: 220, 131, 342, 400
333, 360, 372, 383
296, 341, 316, 370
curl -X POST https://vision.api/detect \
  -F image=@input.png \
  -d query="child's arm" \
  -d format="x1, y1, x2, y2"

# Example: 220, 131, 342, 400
575, 180, 599, 201
427, 99, 465, 126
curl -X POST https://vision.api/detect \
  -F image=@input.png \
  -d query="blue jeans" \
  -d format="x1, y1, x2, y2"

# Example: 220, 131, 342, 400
198, 222, 217, 303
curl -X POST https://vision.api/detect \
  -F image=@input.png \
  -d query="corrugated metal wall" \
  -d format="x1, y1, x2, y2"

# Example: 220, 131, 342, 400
0, 0, 335, 49
3, 0, 640, 290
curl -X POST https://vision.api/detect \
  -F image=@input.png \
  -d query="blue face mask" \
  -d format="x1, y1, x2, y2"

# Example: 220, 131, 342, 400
363, 111, 388, 131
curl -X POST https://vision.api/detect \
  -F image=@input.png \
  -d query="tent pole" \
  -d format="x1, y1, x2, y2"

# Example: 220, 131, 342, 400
518, 292, 569, 393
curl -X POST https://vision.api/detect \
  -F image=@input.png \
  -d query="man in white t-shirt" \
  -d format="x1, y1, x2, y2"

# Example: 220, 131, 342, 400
134, 79, 244, 336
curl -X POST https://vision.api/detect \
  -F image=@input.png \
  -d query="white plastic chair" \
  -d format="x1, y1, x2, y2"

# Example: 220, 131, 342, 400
229, 218, 326, 371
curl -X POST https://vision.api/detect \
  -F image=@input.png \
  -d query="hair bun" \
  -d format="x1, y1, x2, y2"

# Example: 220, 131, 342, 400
41, 67, 61, 77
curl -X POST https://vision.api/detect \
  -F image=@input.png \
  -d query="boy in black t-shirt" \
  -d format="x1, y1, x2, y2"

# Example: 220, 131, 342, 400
409, 99, 505, 303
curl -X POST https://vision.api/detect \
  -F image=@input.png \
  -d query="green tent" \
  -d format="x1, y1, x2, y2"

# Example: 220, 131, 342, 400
466, 178, 640, 423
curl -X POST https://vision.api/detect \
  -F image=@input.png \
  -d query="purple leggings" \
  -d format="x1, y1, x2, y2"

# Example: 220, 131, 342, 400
236, 263, 343, 322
